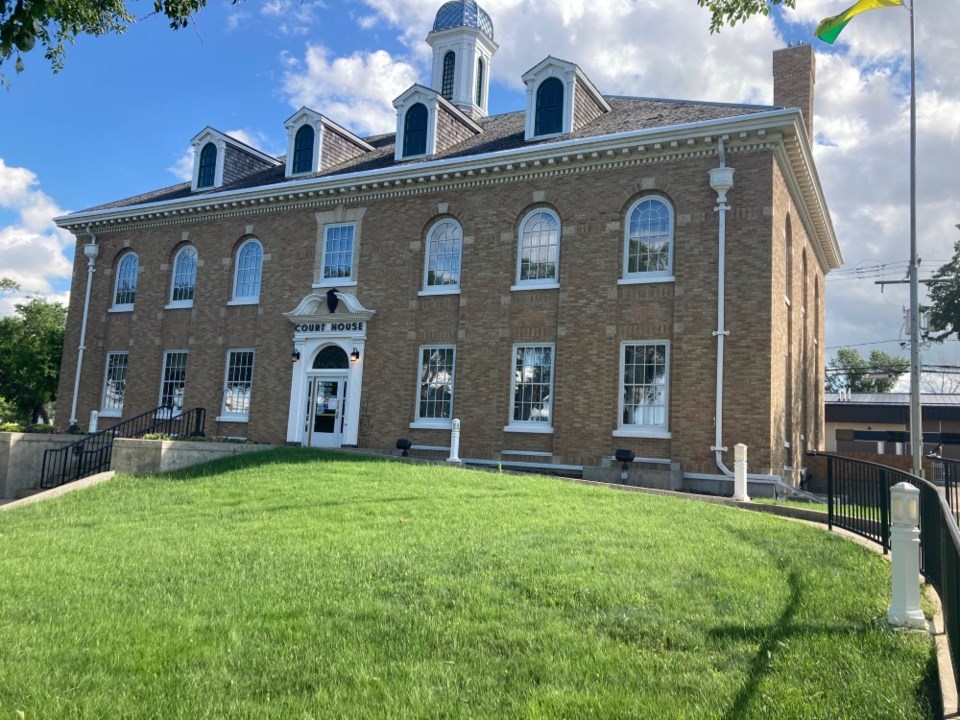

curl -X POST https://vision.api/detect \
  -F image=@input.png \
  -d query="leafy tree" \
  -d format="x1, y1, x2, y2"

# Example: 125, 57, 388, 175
825, 347, 909, 393
0, 0, 215, 85
0, 295, 66, 424
696, 0, 795, 32
926, 240, 960, 342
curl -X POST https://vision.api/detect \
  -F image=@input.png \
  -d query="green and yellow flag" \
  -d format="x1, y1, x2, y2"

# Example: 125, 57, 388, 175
815, 0, 904, 44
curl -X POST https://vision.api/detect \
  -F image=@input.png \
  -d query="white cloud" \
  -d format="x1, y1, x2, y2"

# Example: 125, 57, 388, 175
0, 158, 74, 316
260, 0, 325, 36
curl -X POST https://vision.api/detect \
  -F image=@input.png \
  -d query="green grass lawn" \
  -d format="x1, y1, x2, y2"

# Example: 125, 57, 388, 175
0, 449, 940, 719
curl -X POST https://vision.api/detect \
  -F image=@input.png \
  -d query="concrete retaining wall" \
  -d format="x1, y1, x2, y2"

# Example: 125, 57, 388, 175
111, 438, 274, 476
0, 432, 82, 500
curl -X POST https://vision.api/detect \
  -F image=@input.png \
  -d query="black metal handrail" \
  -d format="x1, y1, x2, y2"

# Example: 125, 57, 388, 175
39, 407, 206, 489
928, 455, 960, 522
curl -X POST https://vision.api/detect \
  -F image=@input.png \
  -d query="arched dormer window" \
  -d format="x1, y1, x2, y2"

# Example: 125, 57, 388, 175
623, 196, 674, 280
197, 142, 217, 188
403, 103, 429, 158
475, 58, 484, 107
292, 125, 315, 175
441, 52, 456, 101
169, 245, 198, 307
232, 238, 263, 304
516, 209, 560, 287
422, 219, 462, 293
112, 252, 138, 310
535, 78, 564, 137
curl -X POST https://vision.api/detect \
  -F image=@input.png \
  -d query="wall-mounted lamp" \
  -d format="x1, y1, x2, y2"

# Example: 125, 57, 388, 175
350, 347, 361, 363
291, 349, 301, 363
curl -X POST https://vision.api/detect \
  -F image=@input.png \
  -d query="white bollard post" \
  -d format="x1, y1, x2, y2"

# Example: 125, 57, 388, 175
447, 418, 461, 463
888, 482, 928, 629
733, 443, 750, 501
88, 410, 99, 434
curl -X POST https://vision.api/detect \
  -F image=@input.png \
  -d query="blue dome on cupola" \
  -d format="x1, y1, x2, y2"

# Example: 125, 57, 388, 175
432, 0, 494, 41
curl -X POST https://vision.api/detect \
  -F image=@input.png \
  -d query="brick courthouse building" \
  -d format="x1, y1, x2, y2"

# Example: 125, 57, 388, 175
54, 0, 841, 487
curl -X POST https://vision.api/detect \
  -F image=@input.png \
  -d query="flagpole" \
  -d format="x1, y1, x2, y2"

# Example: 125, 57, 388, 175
908, 0, 923, 476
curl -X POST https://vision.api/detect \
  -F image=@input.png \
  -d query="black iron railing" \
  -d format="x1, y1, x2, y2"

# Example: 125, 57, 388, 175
929, 455, 960, 522
39, 407, 206, 489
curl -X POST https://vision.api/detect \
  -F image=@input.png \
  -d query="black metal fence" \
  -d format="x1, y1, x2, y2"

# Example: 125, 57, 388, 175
930, 455, 960, 521
39, 407, 206, 489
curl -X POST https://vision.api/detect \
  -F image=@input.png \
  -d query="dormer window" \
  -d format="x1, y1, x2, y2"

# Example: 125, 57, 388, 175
292, 125, 315, 175
441, 52, 456, 101
403, 103, 429, 158
535, 78, 564, 137
197, 143, 217, 188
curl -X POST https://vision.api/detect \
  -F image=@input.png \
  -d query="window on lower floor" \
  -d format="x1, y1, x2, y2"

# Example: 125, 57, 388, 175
100, 351, 128, 416
416, 346, 455, 424
620, 341, 669, 431
159, 350, 188, 415
509, 344, 554, 429
222, 349, 254, 420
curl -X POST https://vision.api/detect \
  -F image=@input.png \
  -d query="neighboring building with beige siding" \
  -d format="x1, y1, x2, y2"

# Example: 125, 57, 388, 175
53, 0, 841, 490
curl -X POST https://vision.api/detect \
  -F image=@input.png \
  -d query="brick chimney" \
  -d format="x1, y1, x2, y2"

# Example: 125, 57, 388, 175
773, 44, 815, 139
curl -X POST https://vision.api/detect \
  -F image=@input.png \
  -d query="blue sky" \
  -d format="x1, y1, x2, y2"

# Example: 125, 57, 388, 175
1, 0, 958, 370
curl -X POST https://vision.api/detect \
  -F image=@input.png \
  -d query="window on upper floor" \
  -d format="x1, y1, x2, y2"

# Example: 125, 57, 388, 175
197, 142, 217, 189
507, 344, 554, 432
320, 223, 355, 283
292, 125, 315, 175
112, 252, 138, 311
441, 52, 456, 101
221, 349, 254, 421
169, 245, 198, 307
618, 341, 670, 437
534, 77, 564, 137
159, 350, 188, 416
422, 219, 462, 293
403, 103, 428, 158
623, 196, 674, 282
232, 238, 263, 304
415, 345, 456, 428
516, 209, 560, 288
100, 351, 128, 417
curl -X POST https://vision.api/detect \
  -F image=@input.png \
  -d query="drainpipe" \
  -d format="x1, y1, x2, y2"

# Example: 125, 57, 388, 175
68, 227, 99, 432
709, 141, 736, 476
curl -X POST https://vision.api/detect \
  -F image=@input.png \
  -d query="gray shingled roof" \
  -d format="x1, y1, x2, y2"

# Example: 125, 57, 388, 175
83, 96, 776, 214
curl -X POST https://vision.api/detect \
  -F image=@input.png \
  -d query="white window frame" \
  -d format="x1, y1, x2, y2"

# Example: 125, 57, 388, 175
167, 245, 197, 309
317, 223, 356, 287
100, 351, 129, 417
110, 252, 138, 312
158, 350, 189, 418
614, 340, 671, 439
504, 343, 555, 434
513, 208, 561, 290
619, 195, 675, 285
218, 349, 255, 422
420, 218, 463, 296
229, 238, 263, 305
411, 345, 456, 429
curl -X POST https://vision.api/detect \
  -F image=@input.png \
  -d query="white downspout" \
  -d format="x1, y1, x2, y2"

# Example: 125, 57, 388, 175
709, 141, 736, 476
68, 227, 100, 431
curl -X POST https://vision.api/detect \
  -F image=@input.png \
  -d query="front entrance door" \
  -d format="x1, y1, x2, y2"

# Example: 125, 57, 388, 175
308, 376, 347, 448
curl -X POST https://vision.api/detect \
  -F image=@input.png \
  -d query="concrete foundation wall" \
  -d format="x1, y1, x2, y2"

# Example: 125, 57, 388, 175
0, 433, 83, 500
110, 438, 274, 476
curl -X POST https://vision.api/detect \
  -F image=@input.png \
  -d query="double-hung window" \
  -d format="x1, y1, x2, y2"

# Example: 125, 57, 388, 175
221, 350, 254, 421
112, 252, 138, 311
320, 224, 355, 284
231, 238, 262, 304
422, 219, 462, 294
413, 346, 455, 428
159, 350, 189, 416
169, 245, 197, 307
617, 341, 670, 438
100, 351, 128, 417
622, 196, 674, 282
515, 209, 560, 288
506, 344, 554, 433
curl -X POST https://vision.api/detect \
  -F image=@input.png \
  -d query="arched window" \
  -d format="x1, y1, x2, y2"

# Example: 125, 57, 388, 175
170, 245, 198, 305
441, 52, 456, 101
403, 103, 428, 158
517, 209, 560, 285
475, 58, 484, 107
232, 239, 263, 302
534, 78, 564, 136
624, 196, 673, 279
292, 125, 315, 175
113, 252, 139, 309
423, 219, 462, 291
197, 142, 217, 188
313, 345, 349, 369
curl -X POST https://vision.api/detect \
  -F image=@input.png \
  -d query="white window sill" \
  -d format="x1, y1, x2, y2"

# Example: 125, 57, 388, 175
227, 297, 259, 306
216, 414, 249, 423
418, 287, 460, 297
313, 280, 357, 288
108, 305, 134, 313
409, 420, 453, 430
164, 300, 194, 310
613, 428, 672, 440
618, 275, 675, 286
98, 409, 122, 418
510, 281, 560, 292
503, 425, 554, 434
